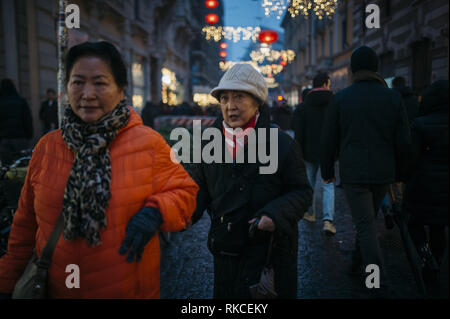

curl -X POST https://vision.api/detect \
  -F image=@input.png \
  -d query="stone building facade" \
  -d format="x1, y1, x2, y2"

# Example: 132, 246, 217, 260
281, 0, 449, 105
0, 0, 222, 143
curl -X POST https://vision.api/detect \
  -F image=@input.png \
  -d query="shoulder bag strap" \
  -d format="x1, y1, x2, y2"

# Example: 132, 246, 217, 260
37, 212, 65, 269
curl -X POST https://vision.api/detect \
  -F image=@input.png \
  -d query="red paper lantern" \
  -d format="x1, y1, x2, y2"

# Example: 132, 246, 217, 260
219, 51, 227, 58
205, 0, 219, 9
258, 29, 279, 44
219, 42, 228, 49
280, 60, 287, 67
205, 13, 219, 24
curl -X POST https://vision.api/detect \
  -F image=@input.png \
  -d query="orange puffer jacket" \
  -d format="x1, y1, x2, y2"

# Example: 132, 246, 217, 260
0, 107, 199, 298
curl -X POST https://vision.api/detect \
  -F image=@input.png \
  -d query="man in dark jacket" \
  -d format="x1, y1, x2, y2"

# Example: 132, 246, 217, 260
189, 63, 312, 299
392, 76, 419, 124
39, 88, 58, 135
291, 88, 311, 135
404, 80, 448, 295
293, 73, 336, 234
0, 79, 33, 162
271, 99, 293, 132
321, 46, 411, 296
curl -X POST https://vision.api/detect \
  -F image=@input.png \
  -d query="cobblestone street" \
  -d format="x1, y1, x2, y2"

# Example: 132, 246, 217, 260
161, 182, 449, 299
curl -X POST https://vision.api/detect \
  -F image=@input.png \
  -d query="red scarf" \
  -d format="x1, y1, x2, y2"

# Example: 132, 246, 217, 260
222, 113, 259, 160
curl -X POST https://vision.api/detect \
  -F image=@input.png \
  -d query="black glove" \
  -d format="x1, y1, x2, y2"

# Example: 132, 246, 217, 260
119, 207, 163, 262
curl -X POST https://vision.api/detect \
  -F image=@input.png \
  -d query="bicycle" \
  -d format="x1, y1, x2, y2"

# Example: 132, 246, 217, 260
0, 150, 31, 257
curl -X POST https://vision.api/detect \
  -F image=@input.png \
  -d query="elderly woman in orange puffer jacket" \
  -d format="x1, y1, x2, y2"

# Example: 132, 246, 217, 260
0, 41, 198, 298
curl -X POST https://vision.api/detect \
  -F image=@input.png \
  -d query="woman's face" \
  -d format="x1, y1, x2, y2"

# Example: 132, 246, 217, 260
219, 90, 259, 128
67, 56, 124, 123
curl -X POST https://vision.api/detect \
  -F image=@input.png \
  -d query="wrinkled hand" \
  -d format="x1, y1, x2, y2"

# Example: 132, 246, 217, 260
119, 207, 163, 262
248, 215, 276, 232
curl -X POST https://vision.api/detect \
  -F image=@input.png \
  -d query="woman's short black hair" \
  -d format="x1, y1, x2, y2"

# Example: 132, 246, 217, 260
65, 41, 128, 89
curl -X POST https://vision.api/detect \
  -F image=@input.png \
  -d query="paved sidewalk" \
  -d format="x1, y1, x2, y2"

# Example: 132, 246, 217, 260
160, 185, 449, 299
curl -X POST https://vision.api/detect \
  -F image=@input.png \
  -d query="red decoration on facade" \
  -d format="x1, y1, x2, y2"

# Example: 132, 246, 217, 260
219, 42, 228, 49
258, 30, 279, 44
219, 51, 228, 58
205, 13, 219, 24
280, 60, 287, 66
205, 0, 219, 9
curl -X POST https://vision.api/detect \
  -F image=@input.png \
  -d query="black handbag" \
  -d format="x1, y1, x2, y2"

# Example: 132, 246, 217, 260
12, 212, 64, 299
249, 233, 278, 299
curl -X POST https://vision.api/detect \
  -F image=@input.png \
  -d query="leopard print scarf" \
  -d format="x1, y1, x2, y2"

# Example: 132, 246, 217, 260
61, 103, 130, 246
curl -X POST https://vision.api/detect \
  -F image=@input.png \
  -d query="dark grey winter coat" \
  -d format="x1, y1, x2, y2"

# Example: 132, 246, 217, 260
321, 71, 412, 184
189, 106, 312, 298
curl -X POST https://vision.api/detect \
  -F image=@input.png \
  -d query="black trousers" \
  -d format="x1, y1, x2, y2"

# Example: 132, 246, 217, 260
343, 184, 389, 283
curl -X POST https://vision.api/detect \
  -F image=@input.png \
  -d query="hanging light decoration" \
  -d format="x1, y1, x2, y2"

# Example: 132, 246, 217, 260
205, 13, 219, 24
219, 51, 227, 58
261, 0, 287, 20
288, 0, 338, 19
205, 0, 219, 9
202, 26, 261, 43
219, 42, 228, 49
280, 60, 287, 67
250, 48, 296, 64
258, 29, 279, 44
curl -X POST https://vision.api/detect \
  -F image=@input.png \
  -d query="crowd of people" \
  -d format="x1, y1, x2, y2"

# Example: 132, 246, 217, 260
0, 40, 447, 299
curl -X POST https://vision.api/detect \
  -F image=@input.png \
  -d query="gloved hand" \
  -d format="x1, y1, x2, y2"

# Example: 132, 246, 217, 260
119, 206, 163, 262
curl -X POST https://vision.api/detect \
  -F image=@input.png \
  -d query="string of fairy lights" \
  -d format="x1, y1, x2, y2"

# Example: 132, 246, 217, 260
198, 1, 339, 96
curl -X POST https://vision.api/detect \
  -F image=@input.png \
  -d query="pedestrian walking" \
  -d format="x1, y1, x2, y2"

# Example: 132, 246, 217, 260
320, 46, 412, 296
0, 41, 198, 299
392, 76, 419, 124
189, 63, 312, 299
271, 98, 293, 132
378, 76, 419, 229
403, 80, 448, 296
39, 88, 59, 135
0, 78, 33, 163
293, 73, 336, 234
141, 101, 156, 128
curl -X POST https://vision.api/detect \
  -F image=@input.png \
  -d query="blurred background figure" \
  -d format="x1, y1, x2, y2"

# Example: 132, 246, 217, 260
403, 80, 449, 296
392, 76, 419, 124
141, 101, 156, 128
271, 98, 293, 134
294, 73, 336, 234
0, 79, 33, 163
39, 88, 58, 135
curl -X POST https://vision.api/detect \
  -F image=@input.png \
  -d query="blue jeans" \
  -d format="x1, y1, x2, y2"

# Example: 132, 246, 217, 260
305, 161, 335, 222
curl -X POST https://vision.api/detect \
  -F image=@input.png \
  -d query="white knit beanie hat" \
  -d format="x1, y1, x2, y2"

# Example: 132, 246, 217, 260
210, 63, 268, 104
